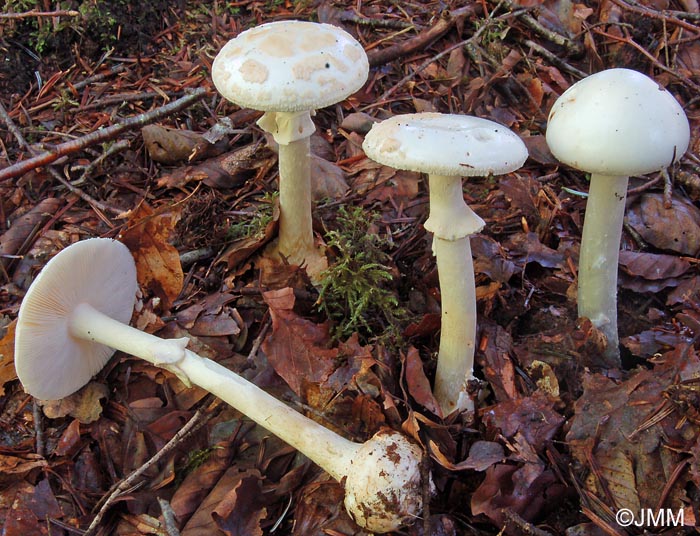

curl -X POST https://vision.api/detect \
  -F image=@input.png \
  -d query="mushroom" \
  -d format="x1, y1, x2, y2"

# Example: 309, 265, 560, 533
362, 113, 528, 415
211, 21, 369, 281
14, 238, 426, 533
546, 68, 690, 364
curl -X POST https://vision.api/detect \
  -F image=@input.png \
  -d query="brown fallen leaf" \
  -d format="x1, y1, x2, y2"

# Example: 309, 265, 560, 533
261, 288, 337, 398
0, 197, 63, 269
0, 320, 17, 396
121, 202, 183, 310
39, 382, 109, 423
0, 479, 62, 536
212, 470, 267, 536
626, 193, 700, 255
619, 250, 691, 280
567, 349, 700, 522
404, 346, 443, 417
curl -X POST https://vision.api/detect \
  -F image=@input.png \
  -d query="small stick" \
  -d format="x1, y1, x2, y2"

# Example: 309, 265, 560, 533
0, 88, 207, 182
524, 40, 589, 78
84, 409, 208, 536
0, 101, 32, 151
0, 9, 80, 19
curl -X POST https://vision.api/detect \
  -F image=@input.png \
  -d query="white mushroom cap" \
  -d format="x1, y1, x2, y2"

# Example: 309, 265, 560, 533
212, 20, 369, 113
362, 113, 529, 177
546, 68, 690, 176
15, 238, 137, 400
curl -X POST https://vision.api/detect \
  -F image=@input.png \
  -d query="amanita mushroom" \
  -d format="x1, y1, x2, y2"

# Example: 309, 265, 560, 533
546, 68, 690, 364
14, 238, 426, 533
211, 21, 369, 281
362, 113, 528, 415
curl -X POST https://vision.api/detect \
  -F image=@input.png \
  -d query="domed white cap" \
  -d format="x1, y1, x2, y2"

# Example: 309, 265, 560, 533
212, 21, 369, 112
15, 238, 138, 400
362, 113, 528, 176
546, 68, 690, 176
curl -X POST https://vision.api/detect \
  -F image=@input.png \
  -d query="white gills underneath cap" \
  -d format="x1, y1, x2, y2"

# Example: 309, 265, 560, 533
545, 68, 690, 177
14, 238, 138, 400
212, 20, 369, 113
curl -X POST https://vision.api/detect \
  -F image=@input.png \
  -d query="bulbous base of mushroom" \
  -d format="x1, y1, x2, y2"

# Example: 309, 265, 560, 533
261, 237, 329, 284
343, 430, 429, 533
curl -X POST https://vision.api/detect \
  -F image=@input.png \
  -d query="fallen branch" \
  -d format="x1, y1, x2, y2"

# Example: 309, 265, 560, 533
367, 6, 476, 67
0, 88, 207, 182
0, 9, 80, 19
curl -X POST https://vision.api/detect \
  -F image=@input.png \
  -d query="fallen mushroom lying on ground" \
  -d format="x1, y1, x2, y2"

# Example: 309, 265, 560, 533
14, 238, 429, 533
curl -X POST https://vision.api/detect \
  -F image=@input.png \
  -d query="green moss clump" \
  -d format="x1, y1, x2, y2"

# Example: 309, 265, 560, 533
317, 206, 405, 341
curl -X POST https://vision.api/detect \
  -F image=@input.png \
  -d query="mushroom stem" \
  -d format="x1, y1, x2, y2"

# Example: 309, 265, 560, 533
259, 110, 327, 280
425, 174, 485, 239
577, 173, 628, 364
63, 300, 423, 532
277, 136, 315, 261
68, 302, 360, 478
431, 235, 478, 415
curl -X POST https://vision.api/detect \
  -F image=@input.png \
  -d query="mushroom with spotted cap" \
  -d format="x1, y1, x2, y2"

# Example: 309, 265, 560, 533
546, 68, 690, 365
14, 237, 427, 533
212, 21, 369, 281
363, 113, 528, 416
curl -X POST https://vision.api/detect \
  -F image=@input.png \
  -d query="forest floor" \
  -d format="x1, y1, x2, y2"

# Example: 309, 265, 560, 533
1, 0, 700, 535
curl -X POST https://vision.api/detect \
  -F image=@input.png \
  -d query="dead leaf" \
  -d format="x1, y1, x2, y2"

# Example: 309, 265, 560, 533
40, 382, 109, 423
121, 202, 183, 310
625, 193, 700, 255
311, 155, 348, 200
261, 288, 337, 398
212, 470, 267, 536
0, 198, 63, 269
619, 250, 691, 280
0, 480, 61, 536
404, 347, 443, 417
482, 392, 564, 453
143, 124, 215, 164
0, 320, 17, 396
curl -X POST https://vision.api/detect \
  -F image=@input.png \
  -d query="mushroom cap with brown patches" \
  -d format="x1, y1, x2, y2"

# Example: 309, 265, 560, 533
14, 238, 138, 400
212, 21, 369, 112
546, 68, 690, 176
362, 113, 528, 177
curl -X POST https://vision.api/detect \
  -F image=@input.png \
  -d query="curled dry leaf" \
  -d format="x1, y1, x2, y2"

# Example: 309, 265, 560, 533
121, 202, 183, 310
39, 382, 109, 423
625, 193, 700, 255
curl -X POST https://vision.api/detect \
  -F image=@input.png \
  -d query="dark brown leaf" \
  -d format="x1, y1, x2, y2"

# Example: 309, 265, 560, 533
262, 288, 338, 397
212, 470, 267, 536
625, 193, 700, 255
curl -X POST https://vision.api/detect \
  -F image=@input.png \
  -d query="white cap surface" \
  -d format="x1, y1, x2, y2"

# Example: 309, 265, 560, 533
362, 113, 528, 176
546, 68, 690, 176
212, 21, 369, 112
15, 238, 138, 400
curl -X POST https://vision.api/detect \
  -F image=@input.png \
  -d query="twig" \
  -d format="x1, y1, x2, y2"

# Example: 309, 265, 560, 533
608, 0, 700, 34
0, 101, 32, 151
78, 90, 183, 112
33, 400, 45, 457
84, 409, 209, 536
72, 64, 127, 91
525, 39, 589, 79
340, 10, 414, 30
158, 498, 181, 536
502, 508, 554, 536
502, 0, 584, 55
367, 6, 475, 66
592, 27, 700, 93
45, 166, 122, 217
0, 88, 207, 182
0, 9, 80, 19
372, 7, 527, 103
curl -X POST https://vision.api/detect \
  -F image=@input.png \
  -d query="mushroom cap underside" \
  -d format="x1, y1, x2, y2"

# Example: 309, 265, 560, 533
14, 238, 138, 400
362, 113, 528, 177
212, 20, 369, 112
546, 68, 690, 176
